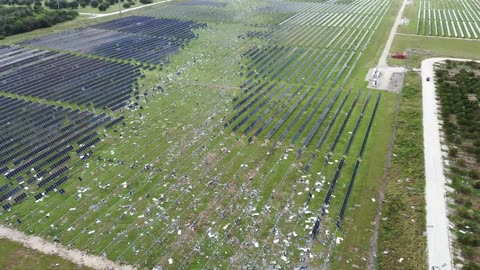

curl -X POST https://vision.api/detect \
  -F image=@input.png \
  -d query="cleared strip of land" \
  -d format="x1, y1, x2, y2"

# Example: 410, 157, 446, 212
0, 225, 136, 270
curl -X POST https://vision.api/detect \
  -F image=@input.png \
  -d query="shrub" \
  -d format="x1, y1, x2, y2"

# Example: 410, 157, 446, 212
469, 170, 479, 179
139, 0, 151, 4
456, 157, 467, 167
449, 148, 458, 157
79, 1, 86, 7
472, 181, 480, 190
98, 3, 107, 10
122, 2, 129, 7
90, 0, 98, 7
68, 1, 79, 8
463, 262, 480, 270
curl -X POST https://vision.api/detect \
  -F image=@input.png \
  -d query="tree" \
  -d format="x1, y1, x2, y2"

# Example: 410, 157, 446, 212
68, 1, 78, 8
448, 148, 458, 158
90, 0, 98, 7
98, 3, 107, 10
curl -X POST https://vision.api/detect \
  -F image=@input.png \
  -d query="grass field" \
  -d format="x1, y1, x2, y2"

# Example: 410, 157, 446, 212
0, 0, 410, 268
377, 72, 427, 270
0, 238, 92, 270
388, 34, 480, 67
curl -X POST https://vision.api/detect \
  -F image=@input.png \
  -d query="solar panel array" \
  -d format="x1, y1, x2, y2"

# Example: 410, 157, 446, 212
0, 96, 120, 210
21, 16, 207, 65
0, 46, 140, 111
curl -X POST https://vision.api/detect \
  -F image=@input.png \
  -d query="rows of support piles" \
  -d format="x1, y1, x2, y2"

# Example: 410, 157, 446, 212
0, 1, 394, 269
21, 16, 207, 65
208, 0, 393, 267
416, 0, 480, 38
131, 0, 391, 268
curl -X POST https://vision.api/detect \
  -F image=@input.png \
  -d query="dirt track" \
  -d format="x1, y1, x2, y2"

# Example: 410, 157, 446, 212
0, 225, 136, 270
421, 57, 480, 270
79, 0, 174, 18
377, 0, 409, 68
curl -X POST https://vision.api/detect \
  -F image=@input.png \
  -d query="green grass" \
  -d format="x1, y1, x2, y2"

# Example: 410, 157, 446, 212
388, 34, 480, 67
377, 72, 427, 270
396, 2, 419, 34
0, 238, 92, 270
0, 0, 413, 268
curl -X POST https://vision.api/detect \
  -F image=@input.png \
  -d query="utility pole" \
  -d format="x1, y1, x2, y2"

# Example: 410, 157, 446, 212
56, 0, 60, 9
118, 0, 122, 16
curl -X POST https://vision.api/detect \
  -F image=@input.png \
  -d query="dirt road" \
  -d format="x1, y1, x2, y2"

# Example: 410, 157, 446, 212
377, 0, 409, 68
80, 0, 174, 18
0, 225, 136, 270
421, 57, 480, 270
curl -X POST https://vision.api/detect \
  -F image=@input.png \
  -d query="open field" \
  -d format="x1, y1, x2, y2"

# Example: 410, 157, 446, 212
0, 0, 408, 269
0, 238, 93, 270
376, 72, 427, 270
388, 34, 480, 67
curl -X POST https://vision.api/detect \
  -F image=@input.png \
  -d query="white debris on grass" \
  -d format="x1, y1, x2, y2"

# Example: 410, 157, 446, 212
336, 237, 343, 244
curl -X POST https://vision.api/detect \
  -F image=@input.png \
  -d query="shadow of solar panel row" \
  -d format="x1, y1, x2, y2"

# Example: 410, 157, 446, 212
0, 46, 139, 110
20, 16, 206, 65
0, 97, 124, 210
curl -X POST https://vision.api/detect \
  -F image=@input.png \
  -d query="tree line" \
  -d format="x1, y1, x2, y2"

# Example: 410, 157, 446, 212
435, 60, 480, 269
0, 6, 77, 38
1, 0, 152, 12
